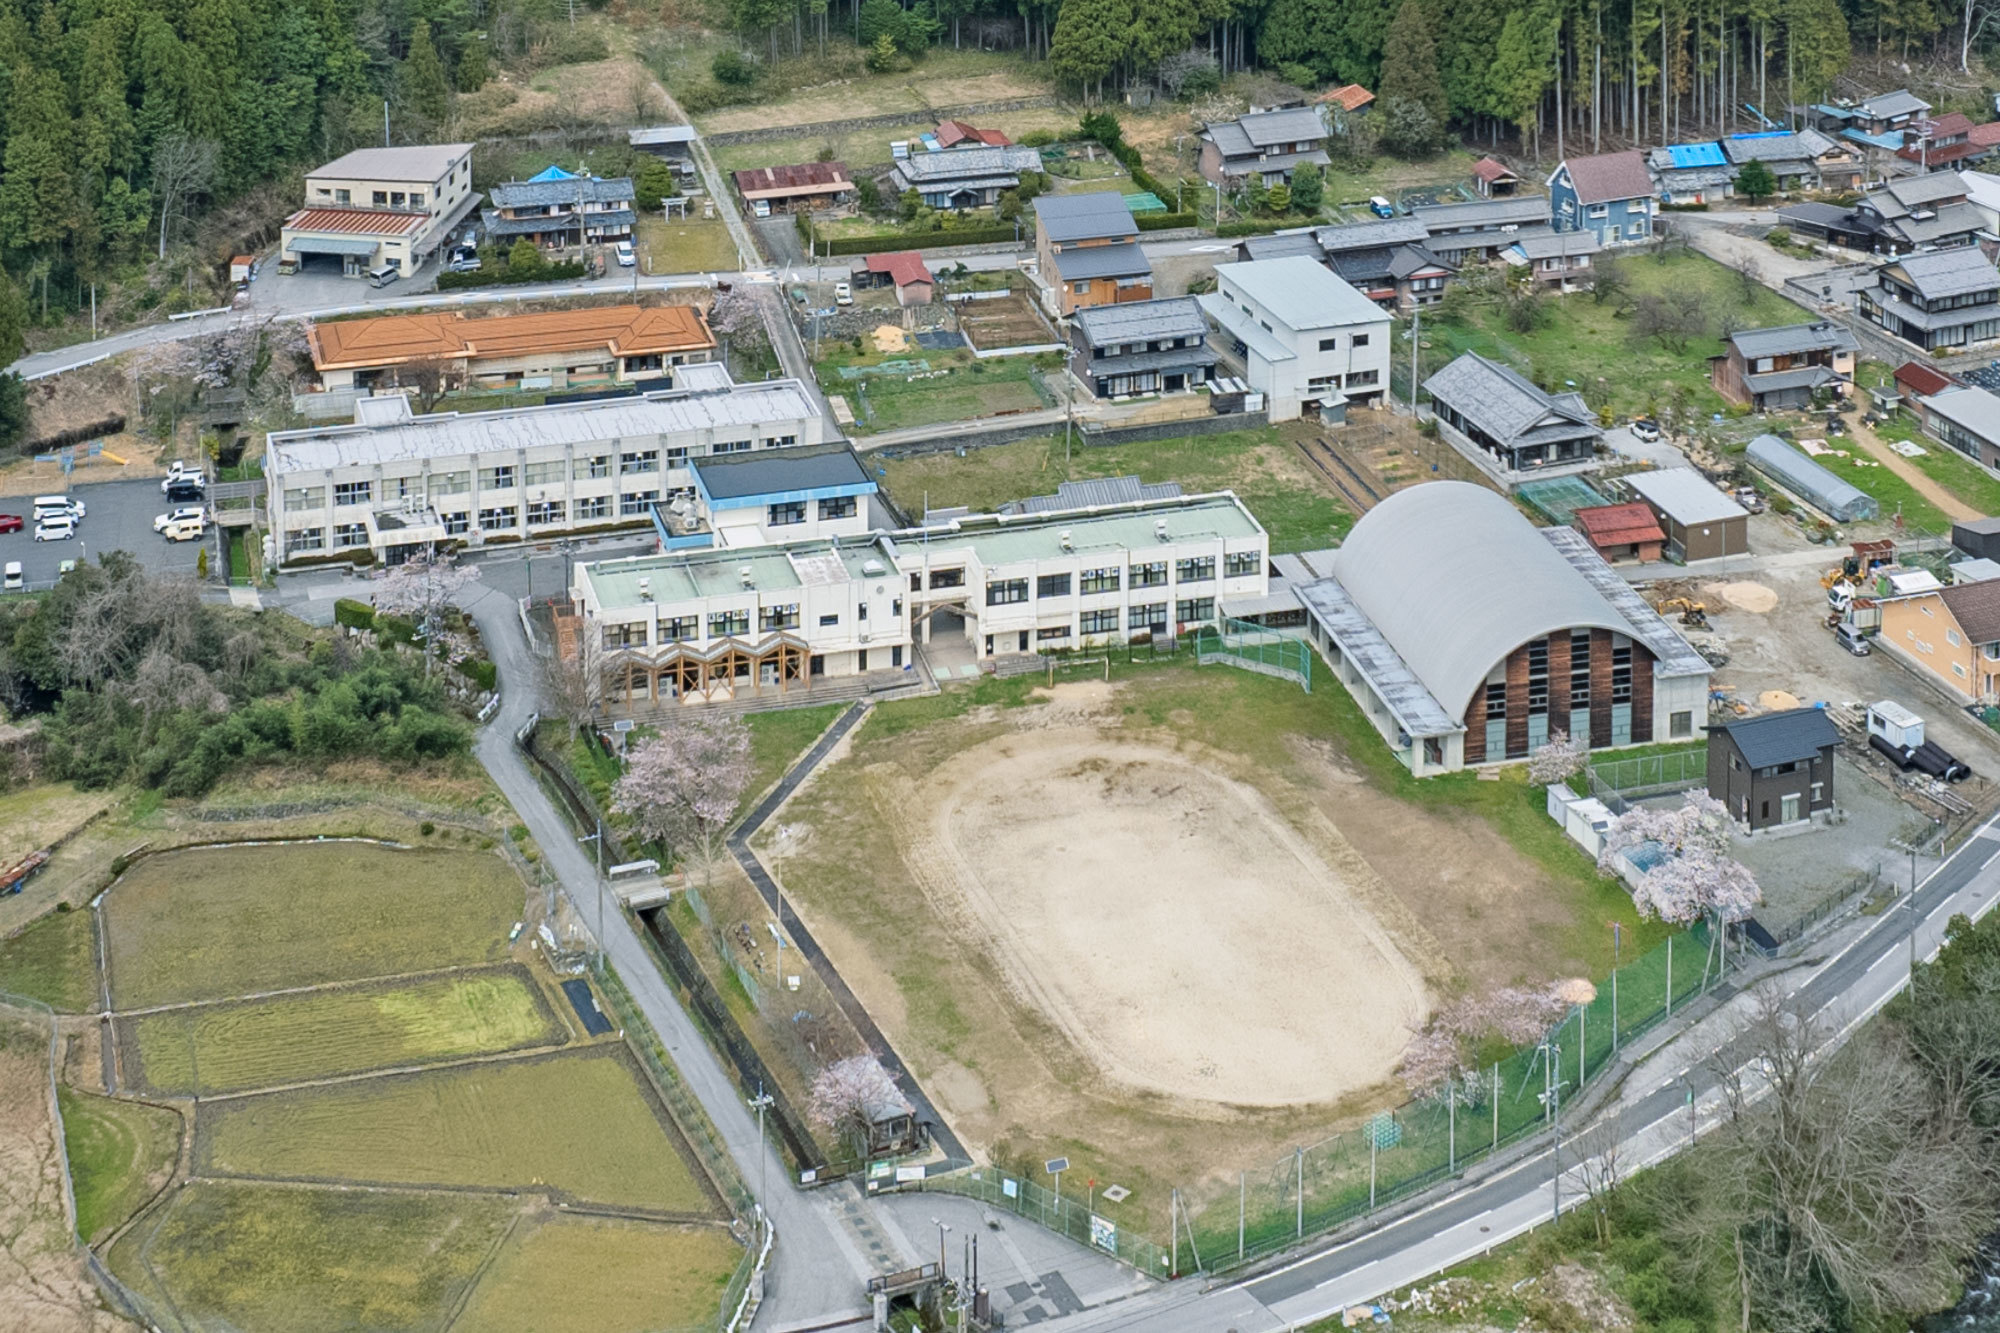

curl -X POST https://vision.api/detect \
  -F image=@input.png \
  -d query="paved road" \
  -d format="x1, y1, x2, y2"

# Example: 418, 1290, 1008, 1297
1034, 811, 2000, 1332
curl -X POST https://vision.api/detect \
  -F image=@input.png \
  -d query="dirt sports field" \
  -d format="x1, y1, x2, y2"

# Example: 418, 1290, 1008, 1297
925, 731, 1427, 1105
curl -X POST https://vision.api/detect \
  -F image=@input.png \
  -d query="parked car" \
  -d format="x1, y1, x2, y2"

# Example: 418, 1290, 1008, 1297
3, 562, 21, 591
165, 482, 205, 504
34, 516, 75, 541
32, 496, 82, 521
0, 514, 20, 534
614, 240, 635, 267
161, 518, 204, 543
1630, 418, 1662, 443
446, 248, 481, 273
367, 264, 400, 289
155, 507, 206, 533
1368, 196, 1396, 218
834, 282, 852, 306
162, 466, 206, 492
1834, 622, 1872, 656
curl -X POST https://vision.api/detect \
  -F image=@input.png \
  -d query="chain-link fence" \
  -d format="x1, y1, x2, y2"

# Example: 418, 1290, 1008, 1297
1179, 921, 1725, 1274
1194, 619, 1312, 691
897, 1167, 1173, 1277
1586, 748, 1708, 805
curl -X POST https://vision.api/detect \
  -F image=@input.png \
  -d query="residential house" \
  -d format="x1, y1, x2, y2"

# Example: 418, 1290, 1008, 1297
1918, 383, 2000, 468
1197, 108, 1331, 187
628, 125, 700, 183
848, 252, 934, 307
1858, 248, 2000, 352
1197, 256, 1390, 421
1549, 151, 1656, 246
1033, 193, 1152, 315
1472, 156, 1523, 197
281, 143, 478, 278
481, 166, 635, 249
1235, 230, 1327, 264
1954, 168, 2000, 236
1067, 298, 1217, 399
732, 162, 854, 214
1843, 171, 1983, 253
1503, 231, 1601, 291
305, 303, 716, 393
1716, 131, 1823, 189
1899, 112, 1981, 168
1422, 351, 1603, 479
1812, 89, 1933, 149
1972, 121, 2000, 161
1874, 577, 2000, 703
266, 365, 824, 567
934, 119, 1012, 148
1707, 708, 1840, 831
1896, 360, 1957, 403
890, 144, 1044, 210
1622, 467, 1751, 561
1775, 200, 1880, 250
1409, 197, 1552, 263
1708, 322, 1857, 409
1573, 502, 1666, 563
1647, 142, 1735, 205
1320, 85, 1375, 116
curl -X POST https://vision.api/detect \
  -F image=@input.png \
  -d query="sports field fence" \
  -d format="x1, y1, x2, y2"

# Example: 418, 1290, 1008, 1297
1194, 618, 1312, 691
896, 920, 1733, 1278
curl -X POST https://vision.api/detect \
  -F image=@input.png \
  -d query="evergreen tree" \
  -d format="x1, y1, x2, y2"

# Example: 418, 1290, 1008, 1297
1735, 159, 1777, 201
455, 37, 488, 92
0, 276, 26, 366
399, 20, 450, 128
1379, 0, 1448, 125
1488, 1, 1557, 141
1290, 161, 1325, 212
1050, 0, 1129, 94
0, 372, 28, 457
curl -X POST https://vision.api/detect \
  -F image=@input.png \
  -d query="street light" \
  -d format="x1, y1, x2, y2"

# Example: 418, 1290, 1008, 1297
931, 1217, 951, 1276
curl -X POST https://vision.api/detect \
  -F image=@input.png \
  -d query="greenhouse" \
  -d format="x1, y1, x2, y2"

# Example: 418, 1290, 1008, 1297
1745, 434, 1879, 522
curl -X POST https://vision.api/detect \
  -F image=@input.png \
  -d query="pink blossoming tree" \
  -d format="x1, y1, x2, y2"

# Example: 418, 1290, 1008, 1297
611, 713, 752, 881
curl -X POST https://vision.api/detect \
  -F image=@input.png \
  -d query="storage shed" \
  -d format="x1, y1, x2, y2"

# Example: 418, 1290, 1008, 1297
1622, 467, 1751, 561
1745, 434, 1879, 522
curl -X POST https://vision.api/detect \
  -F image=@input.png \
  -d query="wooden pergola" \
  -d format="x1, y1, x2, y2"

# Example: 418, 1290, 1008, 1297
602, 637, 810, 708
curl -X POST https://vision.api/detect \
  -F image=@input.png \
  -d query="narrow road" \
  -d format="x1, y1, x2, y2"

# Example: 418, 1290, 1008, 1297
457, 584, 881, 1330
1844, 419, 1978, 522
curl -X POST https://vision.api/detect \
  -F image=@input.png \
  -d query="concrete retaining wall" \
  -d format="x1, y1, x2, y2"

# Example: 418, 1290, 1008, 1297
703, 96, 1062, 147
873, 408, 1268, 458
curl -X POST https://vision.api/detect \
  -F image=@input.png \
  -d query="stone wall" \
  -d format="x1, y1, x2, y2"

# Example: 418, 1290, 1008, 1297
702, 96, 1063, 148
869, 407, 1268, 458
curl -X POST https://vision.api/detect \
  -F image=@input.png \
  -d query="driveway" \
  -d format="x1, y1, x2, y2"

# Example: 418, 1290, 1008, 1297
1667, 209, 1844, 286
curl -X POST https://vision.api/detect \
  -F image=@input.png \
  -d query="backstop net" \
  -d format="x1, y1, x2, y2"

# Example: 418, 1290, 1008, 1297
1194, 619, 1312, 692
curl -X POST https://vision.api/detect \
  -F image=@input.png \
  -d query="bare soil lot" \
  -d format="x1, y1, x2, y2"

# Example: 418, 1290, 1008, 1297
922, 731, 1427, 1106
696, 60, 1046, 134
958, 292, 1059, 353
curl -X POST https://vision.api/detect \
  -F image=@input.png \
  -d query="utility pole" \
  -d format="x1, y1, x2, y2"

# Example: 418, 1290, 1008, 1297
577, 821, 605, 972
749, 1085, 773, 1222
1542, 1040, 1564, 1223
1408, 306, 1421, 414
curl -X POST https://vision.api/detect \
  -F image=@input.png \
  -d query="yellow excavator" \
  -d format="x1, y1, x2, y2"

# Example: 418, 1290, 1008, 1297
1655, 597, 1710, 629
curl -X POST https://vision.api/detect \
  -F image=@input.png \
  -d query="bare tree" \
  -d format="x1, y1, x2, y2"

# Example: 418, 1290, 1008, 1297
123, 646, 226, 744
398, 356, 456, 413
152, 133, 220, 260
1568, 1107, 1625, 1244
610, 714, 752, 880
1631, 288, 1711, 354
538, 629, 600, 740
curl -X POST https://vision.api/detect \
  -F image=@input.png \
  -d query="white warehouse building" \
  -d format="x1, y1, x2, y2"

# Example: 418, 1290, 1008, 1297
569, 493, 1272, 713
1197, 255, 1391, 422
264, 366, 829, 567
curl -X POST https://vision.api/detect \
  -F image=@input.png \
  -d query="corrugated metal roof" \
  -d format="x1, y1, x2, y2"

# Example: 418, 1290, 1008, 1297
1213, 256, 1384, 331
1004, 476, 1185, 514
1745, 435, 1879, 521
692, 443, 871, 501
1727, 322, 1857, 358
1033, 193, 1138, 243
308, 144, 472, 183
284, 208, 427, 237
1624, 467, 1749, 524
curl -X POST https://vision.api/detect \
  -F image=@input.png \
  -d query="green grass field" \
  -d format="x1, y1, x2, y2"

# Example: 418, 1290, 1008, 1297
199, 1049, 720, 1215
1874, 412, 2000, 517
824, 348, 1050, 434
451, 1215, 743, 1333
636, 215, 739, 274
877, 425, 1354, 551
1805, 444, 1949, 531
102, 843, 525, 1008
57, 1087, 181, 1243
124, 967, 562, 1096
1422, 249, 1812, 422
0, 908, 97, 1011
109, 1181, 514, 1333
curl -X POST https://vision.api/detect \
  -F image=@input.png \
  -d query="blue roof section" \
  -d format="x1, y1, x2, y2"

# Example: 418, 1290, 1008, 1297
1729, 131, 1792, 140
1842, 128, 1905, 150
528, 165, 579, 182
1668, 142, 1726, 167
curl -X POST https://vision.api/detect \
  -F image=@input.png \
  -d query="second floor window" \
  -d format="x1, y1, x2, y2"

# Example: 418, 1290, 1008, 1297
768, 501, 806, 526
333, 481, 371, 506
1176, 556, 1215, 583
479, 466, 515, 491
818, 496, 857, 520
760, 604, 800, 631
1131, 561, 1168, 588
1224, 551, 1261, 578
1080, 567, 1120, 594
620, 450, 659, 475
1037, 573, 1072, 598
709, 610, 749, 637
577, 455, 611, 480
987, 579, 1028, 606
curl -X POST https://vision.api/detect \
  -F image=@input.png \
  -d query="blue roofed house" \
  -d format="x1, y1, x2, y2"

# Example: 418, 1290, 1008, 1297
1549, 150, 1656, 246
1646, 142, 1734, 205
1811, 89, 1933, 153
482, 165, 635, 249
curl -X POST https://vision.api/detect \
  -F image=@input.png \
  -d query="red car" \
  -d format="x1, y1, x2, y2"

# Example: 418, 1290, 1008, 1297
0, 514, 21, 534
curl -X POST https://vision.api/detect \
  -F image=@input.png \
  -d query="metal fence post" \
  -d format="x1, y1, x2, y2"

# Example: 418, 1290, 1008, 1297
1295, 1146, 1304, 1238
1492, 1062, 1500, 1149
1448, 1079, 1456, 1174
1665, 935, 1674, 1017
1238, 1171, 1245, 1262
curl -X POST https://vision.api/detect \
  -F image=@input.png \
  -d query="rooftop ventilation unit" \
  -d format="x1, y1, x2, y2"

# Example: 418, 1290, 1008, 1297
862, 559, 886, 575
1155, 518, 1170, 541
739, 565, 755, 587
1059, 529, 1073, 551
637, 577, 652, 601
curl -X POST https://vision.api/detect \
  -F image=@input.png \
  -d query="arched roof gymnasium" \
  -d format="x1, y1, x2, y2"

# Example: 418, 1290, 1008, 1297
1330, 482, 1636, 718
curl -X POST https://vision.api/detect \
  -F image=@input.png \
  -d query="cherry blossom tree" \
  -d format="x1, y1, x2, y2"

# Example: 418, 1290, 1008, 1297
1599, 792, 1761, 927
1527, 729, 1589, 786
1398, 979, 1588, 1099
807, 1053, 908, 1157
611, 713, 752, 880
373, 553, 481, 678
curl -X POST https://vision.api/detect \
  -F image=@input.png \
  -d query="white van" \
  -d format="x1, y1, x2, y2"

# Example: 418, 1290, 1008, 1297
34, 515, 75, 542
3, 561, 22, 591
161, 518, 204, 543
367, 264, 400, 288
33, 495, 83, 521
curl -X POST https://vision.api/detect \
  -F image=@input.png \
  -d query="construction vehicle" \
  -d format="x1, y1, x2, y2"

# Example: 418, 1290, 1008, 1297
1655, 597, 1709, 628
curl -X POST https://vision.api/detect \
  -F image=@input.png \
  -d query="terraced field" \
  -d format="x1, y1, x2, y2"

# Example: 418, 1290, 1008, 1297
196, 1048, 719, 1215
122, 966, 563, 1095
451, 1214, 745, 1333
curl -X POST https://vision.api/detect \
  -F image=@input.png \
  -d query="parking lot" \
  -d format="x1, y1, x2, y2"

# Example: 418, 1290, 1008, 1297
0, 475, 210, 590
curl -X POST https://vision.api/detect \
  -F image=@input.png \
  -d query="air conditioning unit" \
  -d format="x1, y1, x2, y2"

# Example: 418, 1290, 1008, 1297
1155, 518, 1170, 541
739, 565, 755, 587
862, 559, 886, 575
1059, 529, 1073, 551
637, 577, 652, 601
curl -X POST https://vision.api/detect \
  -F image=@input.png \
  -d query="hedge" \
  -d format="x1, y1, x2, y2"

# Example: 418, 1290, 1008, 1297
333, 599, 376, 631
435, 261, 587, 291
1214, 218, 1315, 238
810, 223, 1022, 257
1137, 211, 1198, 231
458, 658, 499, 692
